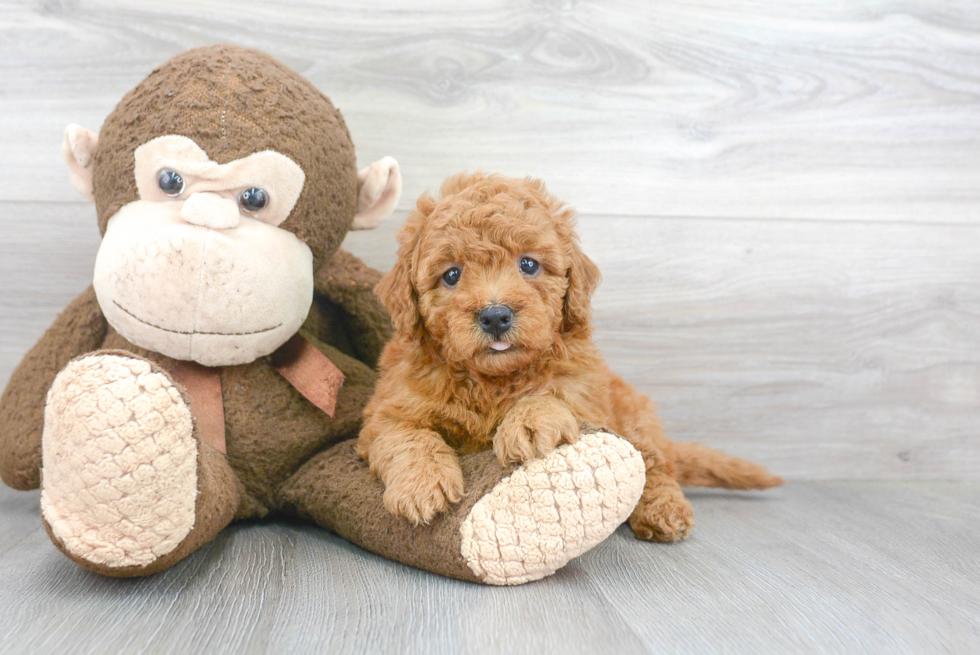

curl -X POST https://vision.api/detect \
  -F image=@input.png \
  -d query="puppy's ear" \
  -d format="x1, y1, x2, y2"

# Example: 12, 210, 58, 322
376, 258, 420, 337
561, 225, 602, 335
375, 195, 435, 337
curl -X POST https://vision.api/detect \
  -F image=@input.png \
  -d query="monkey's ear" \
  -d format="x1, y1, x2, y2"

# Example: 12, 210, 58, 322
351, 157, 402, 230
62, 124, 99, 202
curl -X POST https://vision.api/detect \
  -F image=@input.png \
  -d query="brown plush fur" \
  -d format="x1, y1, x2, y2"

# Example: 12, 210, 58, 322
360, 173, 784, 539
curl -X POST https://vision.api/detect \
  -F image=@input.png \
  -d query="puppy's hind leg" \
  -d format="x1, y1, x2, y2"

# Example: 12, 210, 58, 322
629, 449, 695, 543
608, 376, 695, 542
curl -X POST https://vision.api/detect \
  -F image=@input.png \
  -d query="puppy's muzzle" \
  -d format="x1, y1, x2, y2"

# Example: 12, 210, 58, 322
477, 304, 514, 339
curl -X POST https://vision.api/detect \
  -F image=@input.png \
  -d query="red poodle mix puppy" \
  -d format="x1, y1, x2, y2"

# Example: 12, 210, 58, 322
360, 173, 782, 542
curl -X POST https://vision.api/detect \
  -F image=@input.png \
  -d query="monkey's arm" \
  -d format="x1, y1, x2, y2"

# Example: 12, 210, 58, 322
312, 248, 392, 368
0, 286, 107, 489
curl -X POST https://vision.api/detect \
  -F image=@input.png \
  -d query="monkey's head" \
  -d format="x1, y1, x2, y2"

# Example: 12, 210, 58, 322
62, 45, 400, 366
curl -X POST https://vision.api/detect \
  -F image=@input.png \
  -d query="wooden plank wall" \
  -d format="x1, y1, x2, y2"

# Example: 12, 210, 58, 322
1, 0, 978, 480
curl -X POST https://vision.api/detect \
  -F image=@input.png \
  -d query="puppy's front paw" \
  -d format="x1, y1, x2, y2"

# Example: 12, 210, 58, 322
493, 398, 580, 465
382, 454, 465, 525
629, 489, 695, 542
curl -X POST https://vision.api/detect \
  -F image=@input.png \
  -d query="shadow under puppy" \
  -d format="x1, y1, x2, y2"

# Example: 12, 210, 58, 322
360, 172, 783, 541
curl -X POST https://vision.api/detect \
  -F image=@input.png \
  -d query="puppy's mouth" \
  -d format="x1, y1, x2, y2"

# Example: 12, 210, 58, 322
488, 340, 513, 353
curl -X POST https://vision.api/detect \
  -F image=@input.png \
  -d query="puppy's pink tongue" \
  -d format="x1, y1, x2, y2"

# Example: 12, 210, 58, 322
490, 341, 512, 352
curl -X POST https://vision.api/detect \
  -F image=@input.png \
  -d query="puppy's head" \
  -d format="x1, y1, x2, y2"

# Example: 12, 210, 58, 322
377, 172, 600, 376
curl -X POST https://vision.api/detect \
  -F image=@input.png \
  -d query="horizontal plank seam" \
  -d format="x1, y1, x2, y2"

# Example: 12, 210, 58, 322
4, 201, 979, 230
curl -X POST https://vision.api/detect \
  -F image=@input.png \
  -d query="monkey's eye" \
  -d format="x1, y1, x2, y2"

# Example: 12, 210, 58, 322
442, 267, 462, 288
519, 257, 540, 276
158, 170, 185, 197
239, 188, 268, 213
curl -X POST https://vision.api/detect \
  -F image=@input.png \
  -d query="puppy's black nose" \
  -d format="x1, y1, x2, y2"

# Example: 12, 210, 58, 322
478, 304, 514, 338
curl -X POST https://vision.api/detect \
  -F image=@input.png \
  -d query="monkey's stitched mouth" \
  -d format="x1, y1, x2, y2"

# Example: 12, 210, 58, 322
113, 300, 282, 336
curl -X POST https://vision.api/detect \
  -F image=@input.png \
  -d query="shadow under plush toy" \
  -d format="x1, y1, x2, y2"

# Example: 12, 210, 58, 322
0, 45, 647, 585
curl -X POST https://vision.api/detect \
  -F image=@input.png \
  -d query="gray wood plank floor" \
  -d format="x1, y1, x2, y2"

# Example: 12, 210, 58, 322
1, 481, 977, 654
2, 1, 979, 653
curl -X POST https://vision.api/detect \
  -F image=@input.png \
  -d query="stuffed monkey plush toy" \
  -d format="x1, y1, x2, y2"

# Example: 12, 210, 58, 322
0, 46, 645, 586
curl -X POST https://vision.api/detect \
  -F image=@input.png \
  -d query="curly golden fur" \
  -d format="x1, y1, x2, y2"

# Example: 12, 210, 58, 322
360, 173, 783, 539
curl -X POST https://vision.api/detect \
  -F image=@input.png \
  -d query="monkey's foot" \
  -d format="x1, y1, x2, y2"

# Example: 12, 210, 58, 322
40, 352, 236, 576
459, 430, 645, 585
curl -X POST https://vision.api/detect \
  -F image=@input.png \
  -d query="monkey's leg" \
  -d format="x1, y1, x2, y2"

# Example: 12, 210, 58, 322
278, 426, 646, 586
40, 352, 240, 577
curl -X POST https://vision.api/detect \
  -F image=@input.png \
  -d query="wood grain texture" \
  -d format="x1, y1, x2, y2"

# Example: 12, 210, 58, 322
0, 0, 978, 221
0, 481, 977, 654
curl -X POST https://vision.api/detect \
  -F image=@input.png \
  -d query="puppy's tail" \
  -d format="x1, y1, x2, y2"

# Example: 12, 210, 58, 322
672, 442, 784, 490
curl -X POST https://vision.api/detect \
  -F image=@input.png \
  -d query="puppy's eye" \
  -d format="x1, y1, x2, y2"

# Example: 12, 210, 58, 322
442, 267, 462, 287
519, 257, 540, 276
158, 170, 185, 197
239, 188, 268, 212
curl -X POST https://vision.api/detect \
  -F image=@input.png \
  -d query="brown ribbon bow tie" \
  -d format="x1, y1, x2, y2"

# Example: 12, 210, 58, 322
170, 334, 345, 454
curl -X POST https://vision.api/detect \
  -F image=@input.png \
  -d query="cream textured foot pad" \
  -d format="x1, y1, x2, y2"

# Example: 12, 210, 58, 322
41, 354, 198, 568
460, 431, 645, 586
